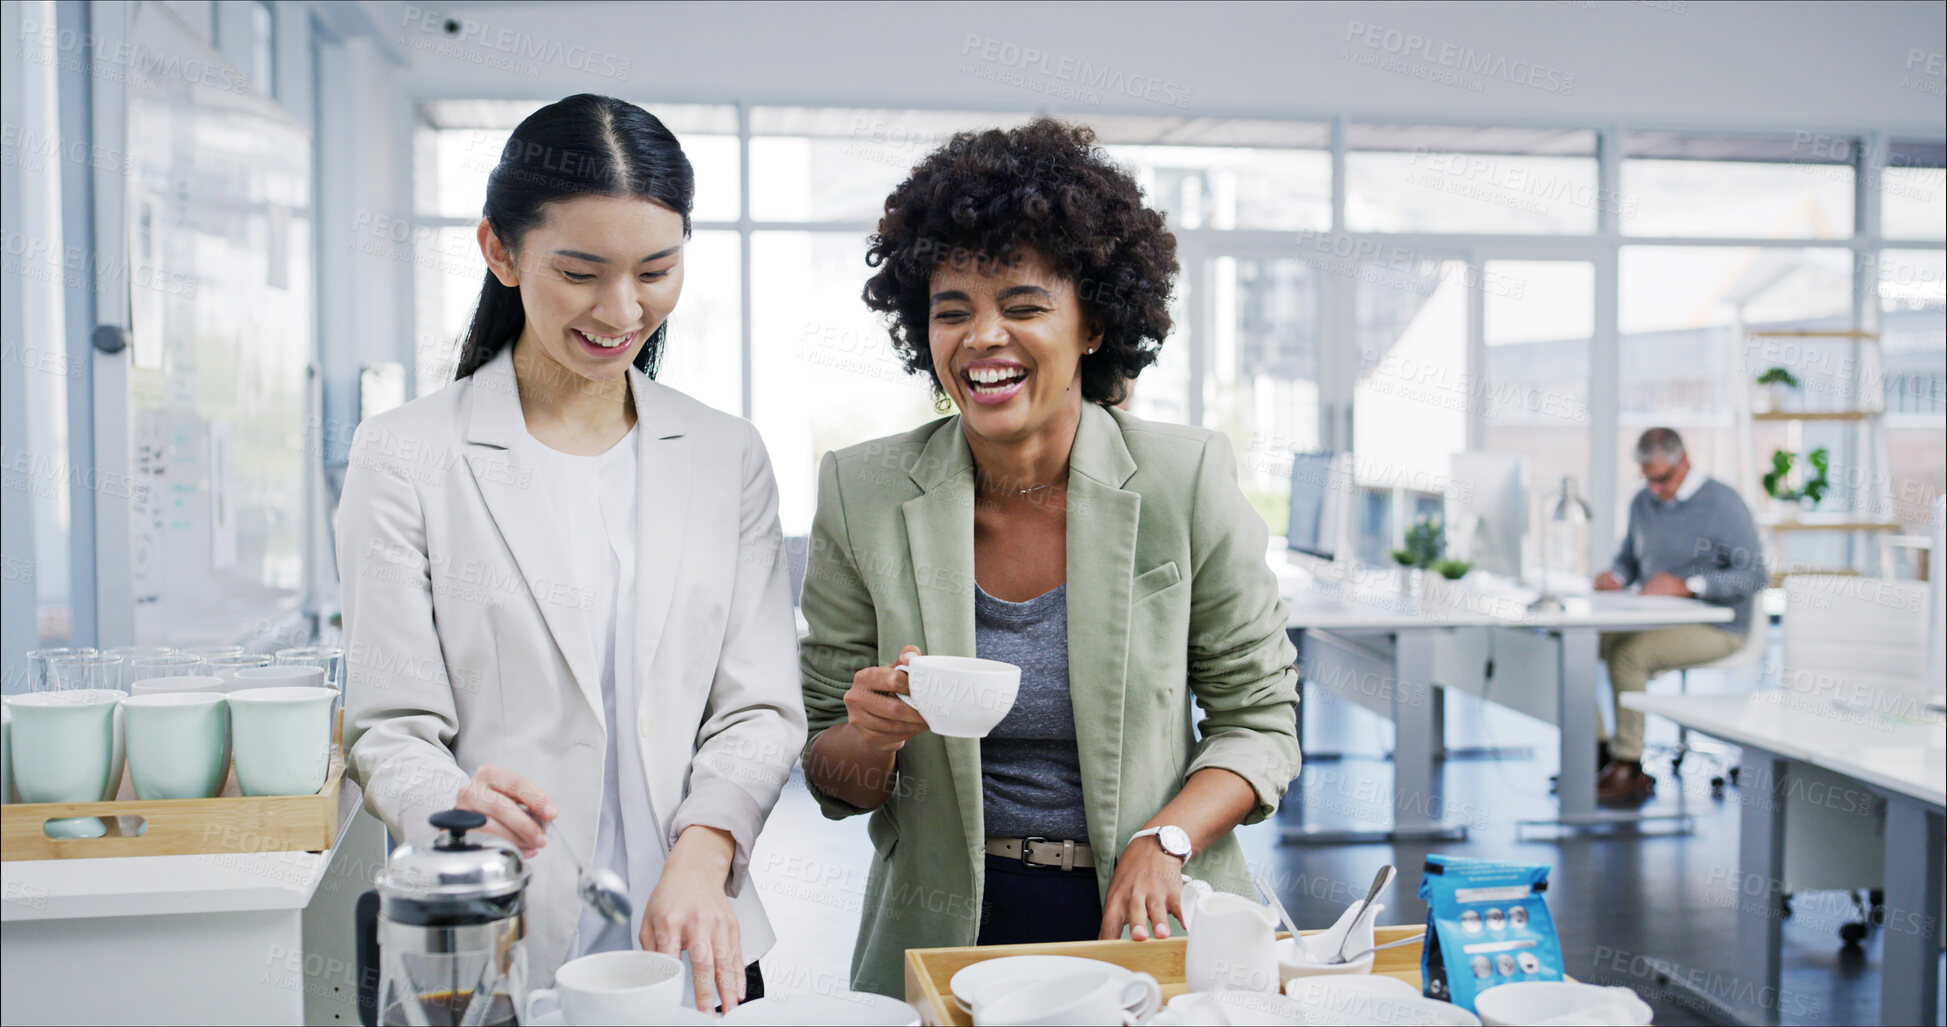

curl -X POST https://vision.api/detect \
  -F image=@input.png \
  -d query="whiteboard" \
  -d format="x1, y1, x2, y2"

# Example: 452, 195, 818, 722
123, 4, 312, 646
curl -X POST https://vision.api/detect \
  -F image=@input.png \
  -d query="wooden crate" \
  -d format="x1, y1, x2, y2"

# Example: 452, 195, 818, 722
905, 924, 1424, 1026
2, 714, 347, 861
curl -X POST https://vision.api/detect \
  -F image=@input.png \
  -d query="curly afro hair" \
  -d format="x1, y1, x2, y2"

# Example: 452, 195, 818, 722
862, 118, 1179, 406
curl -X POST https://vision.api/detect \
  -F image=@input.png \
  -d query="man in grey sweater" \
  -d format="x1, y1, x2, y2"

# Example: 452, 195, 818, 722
1593, 428, 1765, 805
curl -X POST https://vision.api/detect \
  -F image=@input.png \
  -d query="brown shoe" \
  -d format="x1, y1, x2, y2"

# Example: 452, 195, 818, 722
1598, 760, 1655, 806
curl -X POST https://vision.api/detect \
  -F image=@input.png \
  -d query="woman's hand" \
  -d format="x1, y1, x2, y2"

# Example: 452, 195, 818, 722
454, 764, 554, 858
643, 827, 744, 1012
1099, 836, 1187, 941
843, 646, 931, 752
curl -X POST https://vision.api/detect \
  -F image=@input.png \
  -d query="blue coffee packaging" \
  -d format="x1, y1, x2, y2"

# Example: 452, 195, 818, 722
1419, 855, 1564, 1012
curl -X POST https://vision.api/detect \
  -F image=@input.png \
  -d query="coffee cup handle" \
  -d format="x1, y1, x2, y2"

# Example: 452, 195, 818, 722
1122, 971, 1163, 1020
524, 987, 558, 1024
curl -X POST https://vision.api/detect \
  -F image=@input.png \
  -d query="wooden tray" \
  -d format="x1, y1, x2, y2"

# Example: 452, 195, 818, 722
906, 924, 1425, 1026
1, 714, 346, 861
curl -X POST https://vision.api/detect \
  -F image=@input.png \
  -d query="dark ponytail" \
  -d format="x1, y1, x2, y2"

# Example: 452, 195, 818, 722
455, 94, 695, 379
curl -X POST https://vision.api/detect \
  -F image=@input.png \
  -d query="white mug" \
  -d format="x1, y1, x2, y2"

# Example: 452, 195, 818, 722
973, 969, 1161, 1026
123, 692, 230, 799
525, 951, 686, 1026
895, 655, 1020, 738
1186, 892, 1281, 994
4, 690, 126, 838
227, 686, 337, 796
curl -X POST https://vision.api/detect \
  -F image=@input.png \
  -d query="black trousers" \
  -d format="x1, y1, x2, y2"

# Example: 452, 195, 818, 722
976, 853, 1104, 946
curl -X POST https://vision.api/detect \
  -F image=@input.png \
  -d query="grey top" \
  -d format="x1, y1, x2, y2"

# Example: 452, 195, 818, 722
975, 583, 1088, 842
1611, 477, 1765, 636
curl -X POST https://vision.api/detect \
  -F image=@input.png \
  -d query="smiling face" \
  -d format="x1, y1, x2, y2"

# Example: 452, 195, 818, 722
928, 249, 1102, 447
479, 193, 686, 385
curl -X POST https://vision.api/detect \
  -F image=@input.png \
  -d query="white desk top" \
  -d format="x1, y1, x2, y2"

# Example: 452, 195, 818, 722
1, 781, 366, 922
1273, 552, 1733, 633
1624, 693, 1947, 809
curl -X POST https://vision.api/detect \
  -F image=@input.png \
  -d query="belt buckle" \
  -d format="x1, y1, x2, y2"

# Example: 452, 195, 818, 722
1018, 836, 1050, 867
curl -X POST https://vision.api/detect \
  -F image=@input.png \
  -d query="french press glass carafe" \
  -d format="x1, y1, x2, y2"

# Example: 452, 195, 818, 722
375, 809, 532, 1026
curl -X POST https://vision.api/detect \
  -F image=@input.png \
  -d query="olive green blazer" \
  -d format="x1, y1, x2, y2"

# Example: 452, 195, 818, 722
798, 402, 1301, 997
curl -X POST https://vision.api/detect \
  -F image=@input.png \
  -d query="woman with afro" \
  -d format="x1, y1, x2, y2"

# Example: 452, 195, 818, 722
797, 118, 1300, 996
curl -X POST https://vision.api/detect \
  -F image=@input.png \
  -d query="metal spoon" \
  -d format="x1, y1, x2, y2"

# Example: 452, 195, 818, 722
1252, 872, 1304, 942
533, 811, 631, 925
1333, 865, 1395, 964
1334, 931, 1427, 965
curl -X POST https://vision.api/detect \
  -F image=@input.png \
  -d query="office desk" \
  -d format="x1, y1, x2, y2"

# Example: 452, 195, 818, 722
1622, 693, 1944, 1027
1276, 558, 1732, 840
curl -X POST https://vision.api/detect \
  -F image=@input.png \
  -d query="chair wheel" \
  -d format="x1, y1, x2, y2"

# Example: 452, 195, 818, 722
1710, 776, 1726, 798
1840, 921, 1867, 946
1671, 752, 1685, 773
1728, 766, 1741, 786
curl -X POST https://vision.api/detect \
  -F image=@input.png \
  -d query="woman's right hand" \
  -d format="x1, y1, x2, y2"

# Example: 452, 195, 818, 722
843, 645, 932, 752
455, 764, 555, 858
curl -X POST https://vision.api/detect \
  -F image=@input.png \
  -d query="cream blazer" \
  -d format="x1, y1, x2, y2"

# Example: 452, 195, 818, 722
338, 347, 806, 984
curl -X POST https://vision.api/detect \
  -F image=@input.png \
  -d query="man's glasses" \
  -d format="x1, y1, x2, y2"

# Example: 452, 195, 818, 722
1642, 464, 1681, 486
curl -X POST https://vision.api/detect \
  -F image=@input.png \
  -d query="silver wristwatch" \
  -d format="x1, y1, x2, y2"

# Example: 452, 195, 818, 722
1131, 825, 1192, 861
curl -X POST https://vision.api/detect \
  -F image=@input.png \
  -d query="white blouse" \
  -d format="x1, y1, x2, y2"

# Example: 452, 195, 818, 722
524, 427, 662, 958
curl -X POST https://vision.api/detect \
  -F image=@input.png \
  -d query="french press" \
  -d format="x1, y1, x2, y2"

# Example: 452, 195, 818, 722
374, 809, 532, 1027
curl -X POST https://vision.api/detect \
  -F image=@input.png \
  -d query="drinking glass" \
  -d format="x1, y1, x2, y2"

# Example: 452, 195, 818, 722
49, 653, 126, 692
26, 648, 97, 693
108, 645, 177, 663
178, 644, 246, 660
204, 653, 275, 689
129, 653, 209, 686
277, 647, 346, 696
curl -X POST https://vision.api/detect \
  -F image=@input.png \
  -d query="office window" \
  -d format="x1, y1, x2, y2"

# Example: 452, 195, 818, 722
411, 226, 486, 389
1880, 248, 1946, 534
1622, 132, 1855, 239
1618, 246, 1853, 524
750, 107, 1017, 223
749, 231, 938, 535
1095, 116, 1329, 231
1345, 126, 1598, 234
1882, 140, 1946, 242
1205, 257, 1321, 533
249, 1, 274, 99
1353, 258, 1469, 558
1482, 261, 1594, 516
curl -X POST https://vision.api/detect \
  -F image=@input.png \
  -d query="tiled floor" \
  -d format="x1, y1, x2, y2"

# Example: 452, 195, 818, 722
749, 635, 1943, 1024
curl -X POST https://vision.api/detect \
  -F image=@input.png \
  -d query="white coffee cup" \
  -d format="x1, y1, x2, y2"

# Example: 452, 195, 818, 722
1474, 981, 1650, 1027
2, 707, 14, 804
4, 690, 126, 838
124, 692, 230, 799
1186, 892, 1281, 994
895, 655, 1020, 738
972, 968, 1161, 1026
129, 674, 228, 698
230, 664, 326, 693
227, 686, 337, 796
525, 950, 685, 1026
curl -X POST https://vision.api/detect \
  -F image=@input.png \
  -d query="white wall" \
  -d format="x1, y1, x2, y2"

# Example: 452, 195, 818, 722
374, 0, 1947, 135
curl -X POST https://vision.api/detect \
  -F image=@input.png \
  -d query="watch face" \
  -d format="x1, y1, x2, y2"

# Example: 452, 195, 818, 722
1159, 825, 1192, 856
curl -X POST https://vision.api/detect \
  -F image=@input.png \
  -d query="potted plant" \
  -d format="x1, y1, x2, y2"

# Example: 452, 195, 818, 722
1754, 366, 1801, 412
1391, 517, 1445, 597
1434, 558, 1474, 581
1761, 447, 1831, 513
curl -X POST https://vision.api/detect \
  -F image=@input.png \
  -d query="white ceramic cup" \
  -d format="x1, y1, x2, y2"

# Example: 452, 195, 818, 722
4, 690, 126, 838
1187, 892, 1282, 994
972, 968, 1161, 1026
1277, 903, 1386, 983
1474, 982, 1650, 1027
123, 692, 230, 799
203, 653, 275, 689
230, 664, 326, 693
524, 950, 685, 1026
2, 707, 14, 804
895, 655, 1021, 738
129, 674, 228, 698
227, 686, 337, 796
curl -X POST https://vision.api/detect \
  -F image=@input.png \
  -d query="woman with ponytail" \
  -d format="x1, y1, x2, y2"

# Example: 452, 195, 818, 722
337, 94, 804, 1012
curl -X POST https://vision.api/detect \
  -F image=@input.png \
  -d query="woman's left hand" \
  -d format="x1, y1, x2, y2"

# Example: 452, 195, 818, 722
1099, 838, 1186, 941
641, 827, 744, 1011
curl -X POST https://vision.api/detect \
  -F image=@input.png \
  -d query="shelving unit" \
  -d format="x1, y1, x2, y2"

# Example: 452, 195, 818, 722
1736, 329, 1896, 584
